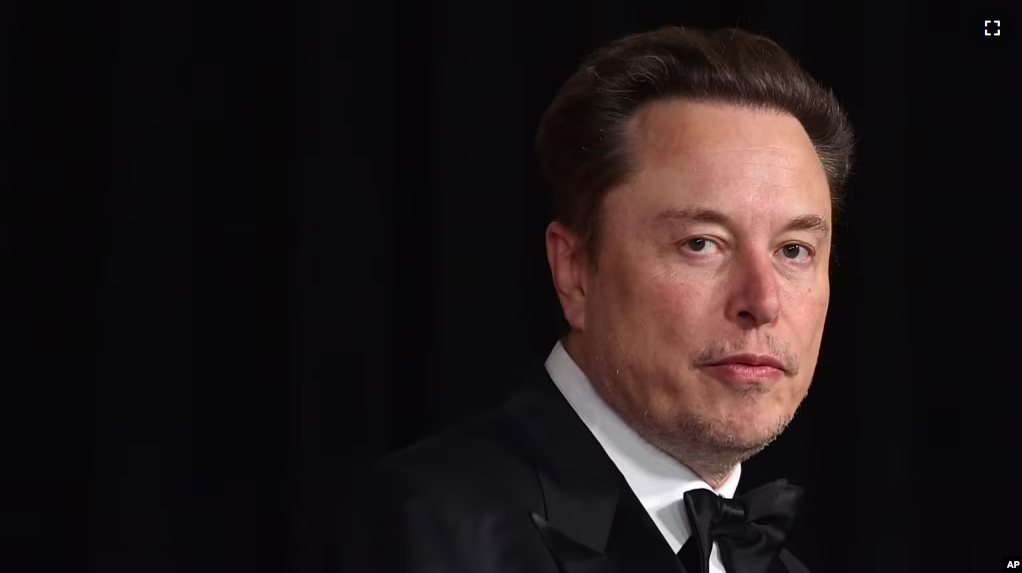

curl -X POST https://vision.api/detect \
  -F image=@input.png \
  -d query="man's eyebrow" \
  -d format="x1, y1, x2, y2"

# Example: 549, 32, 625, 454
782, 214, 830, 238
655, 207, 731, 226
654, 207, 830, 238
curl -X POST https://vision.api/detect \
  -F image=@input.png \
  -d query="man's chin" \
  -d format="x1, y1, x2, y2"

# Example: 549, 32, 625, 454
720, 418, 790, 451
691, 410, 791, 450
634, 413, 782, 476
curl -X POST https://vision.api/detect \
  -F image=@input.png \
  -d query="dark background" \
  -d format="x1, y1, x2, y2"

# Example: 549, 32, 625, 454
4, 0, 1017, 571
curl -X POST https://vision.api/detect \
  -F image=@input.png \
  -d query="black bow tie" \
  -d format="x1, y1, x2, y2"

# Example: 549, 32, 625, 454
676, 479, 803, 573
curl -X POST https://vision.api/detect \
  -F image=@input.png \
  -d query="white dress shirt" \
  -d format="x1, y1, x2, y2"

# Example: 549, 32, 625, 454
545, 340, 739, 573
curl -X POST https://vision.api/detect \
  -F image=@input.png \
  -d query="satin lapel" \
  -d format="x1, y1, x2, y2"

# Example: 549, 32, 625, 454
530, 512, 615, 573
504, 364, 683, 573
605, 483, 685, 573
504, 365, 618, 573
774, 549, 811, 573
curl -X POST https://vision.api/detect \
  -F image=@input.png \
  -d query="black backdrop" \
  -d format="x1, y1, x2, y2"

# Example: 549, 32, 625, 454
5, 1, 1019, 572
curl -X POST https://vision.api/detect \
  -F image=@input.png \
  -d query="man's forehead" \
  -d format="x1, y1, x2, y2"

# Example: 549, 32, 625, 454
619, 100, 831, 213
628, 100, 818, 165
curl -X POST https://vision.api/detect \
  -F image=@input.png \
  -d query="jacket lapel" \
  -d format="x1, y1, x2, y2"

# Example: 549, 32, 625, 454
503, 364, 684, 573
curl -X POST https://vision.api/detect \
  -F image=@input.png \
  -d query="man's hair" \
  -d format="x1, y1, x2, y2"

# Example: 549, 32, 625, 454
535, 26, 854, 266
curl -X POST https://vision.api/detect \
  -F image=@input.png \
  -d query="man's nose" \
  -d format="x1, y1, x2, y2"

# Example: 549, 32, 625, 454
724, 253, 781, 329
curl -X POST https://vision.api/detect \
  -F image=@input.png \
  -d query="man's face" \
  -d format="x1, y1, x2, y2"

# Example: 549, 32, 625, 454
553, 100, 832, 465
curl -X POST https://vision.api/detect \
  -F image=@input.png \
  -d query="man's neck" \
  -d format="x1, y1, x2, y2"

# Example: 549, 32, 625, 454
691, 465, 737, 491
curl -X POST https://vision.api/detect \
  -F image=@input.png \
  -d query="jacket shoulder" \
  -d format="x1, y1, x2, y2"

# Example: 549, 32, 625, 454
332, 405, 552, 572
375, 403, 541, 510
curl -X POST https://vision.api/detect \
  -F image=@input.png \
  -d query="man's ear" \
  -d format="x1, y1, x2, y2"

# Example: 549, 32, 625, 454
545, 221, 588, 331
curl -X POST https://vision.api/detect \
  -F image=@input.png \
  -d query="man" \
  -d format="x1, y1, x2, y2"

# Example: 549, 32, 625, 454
337, 25, 853, 573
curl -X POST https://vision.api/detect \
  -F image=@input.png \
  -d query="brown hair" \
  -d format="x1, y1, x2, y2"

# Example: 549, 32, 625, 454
535, 26, 854, 266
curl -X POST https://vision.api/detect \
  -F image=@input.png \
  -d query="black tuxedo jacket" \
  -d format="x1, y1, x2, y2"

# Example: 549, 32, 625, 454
335, 363, 811, 573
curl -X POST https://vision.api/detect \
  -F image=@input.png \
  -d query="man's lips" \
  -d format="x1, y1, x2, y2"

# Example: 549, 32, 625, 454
706, 354, 786, 371
700, 354, 787, 384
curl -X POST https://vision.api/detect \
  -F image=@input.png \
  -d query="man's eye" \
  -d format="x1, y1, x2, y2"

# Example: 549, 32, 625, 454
780, 244, 812, 260
680, 237, 722, 255
686, 238, 711, 252
682, 238, 721, 253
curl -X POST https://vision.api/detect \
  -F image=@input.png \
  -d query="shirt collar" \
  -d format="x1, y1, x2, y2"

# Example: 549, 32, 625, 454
544, 339, 741, 514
